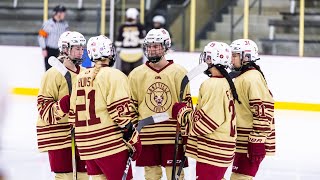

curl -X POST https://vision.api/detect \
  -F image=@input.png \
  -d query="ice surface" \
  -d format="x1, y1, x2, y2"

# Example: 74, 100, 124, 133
1, 96, 320, 180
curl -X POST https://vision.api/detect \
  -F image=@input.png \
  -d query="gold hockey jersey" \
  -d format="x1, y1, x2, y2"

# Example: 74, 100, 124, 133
234, 69, 275, 155
128, 61, 192, 145
69, 65, 132, 160
184, 76, 236, 167
36, 66, 82, 152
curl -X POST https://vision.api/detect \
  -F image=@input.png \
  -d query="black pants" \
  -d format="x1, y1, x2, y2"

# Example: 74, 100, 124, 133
120, 58, 143, 76
44, 47, 60, 71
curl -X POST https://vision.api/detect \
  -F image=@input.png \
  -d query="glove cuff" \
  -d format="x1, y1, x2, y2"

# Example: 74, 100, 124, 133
248, 135, 266, 143
177, 106, 192, 127
124, 129, 139, 153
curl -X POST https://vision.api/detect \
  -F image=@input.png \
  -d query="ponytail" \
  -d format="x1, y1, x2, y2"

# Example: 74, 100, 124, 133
90, 61, 102, 80
216, 65, 241, 104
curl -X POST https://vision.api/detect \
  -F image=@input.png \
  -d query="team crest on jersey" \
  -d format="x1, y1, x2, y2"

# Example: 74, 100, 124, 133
145, 82, 172, 113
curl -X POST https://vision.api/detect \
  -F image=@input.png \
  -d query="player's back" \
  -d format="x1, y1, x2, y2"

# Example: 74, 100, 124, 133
197, 77, 236, 140
73, 66, 130, 160
234, 68, 275, 155
186, 76, 236, 167
75, 66, 129, 128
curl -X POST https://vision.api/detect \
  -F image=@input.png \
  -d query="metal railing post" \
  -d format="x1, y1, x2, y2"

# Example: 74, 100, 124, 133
100, 0, 106, 35
78, 0, 83, 9
189, 0, 196, 52
258, 0, 262, 15
182, 9, 186, 51
299, 0, 305, 57
110, 0, 115, 40
13, 0, 18, 8
230, 0, 234, 42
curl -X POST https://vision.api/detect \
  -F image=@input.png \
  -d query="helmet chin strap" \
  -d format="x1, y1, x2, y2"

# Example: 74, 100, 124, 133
234, 52, 247, 71
148, 53, 165, 63
148, 56, 162, 63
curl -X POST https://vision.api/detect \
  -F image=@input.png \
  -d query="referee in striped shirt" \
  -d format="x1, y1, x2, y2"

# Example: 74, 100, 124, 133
38, 5, 69, 71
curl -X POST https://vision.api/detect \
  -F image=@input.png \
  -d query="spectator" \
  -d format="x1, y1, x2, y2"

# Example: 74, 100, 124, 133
38, 5, 69, 71
152, 15, 166, 29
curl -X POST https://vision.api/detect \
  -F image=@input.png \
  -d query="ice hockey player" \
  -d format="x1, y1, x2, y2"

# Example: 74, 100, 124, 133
128, 28, 191, 180
68, 35, 141, 180
36, 31, 88, 180
230, 39, 276, 180
115, 8, 146, 76
172, 41, 240, 180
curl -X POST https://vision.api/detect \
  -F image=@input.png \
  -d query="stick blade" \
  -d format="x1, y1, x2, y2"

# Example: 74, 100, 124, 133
186, 63, 208, 80
48, 56, 68, 76
136, 112, 169, 132
152, 112, 169, 123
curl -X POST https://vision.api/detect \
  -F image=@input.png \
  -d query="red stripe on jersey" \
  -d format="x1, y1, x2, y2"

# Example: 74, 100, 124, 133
37, 128, 70, 136
236, 142, 248, 148
197, 151, 234, 162
38, 135, 71, 146
253, 126, 271, 132
76, 131, 122, 142
106, 98, 130, 111
38, 134, 71, 142
237, 130, 251, 135
199, 109, 219, 127
38, 140, 71, 149
139, 133, 176, 139
37, 124, 71, 133
78, 138, 124, 154
198, 137, 235, 148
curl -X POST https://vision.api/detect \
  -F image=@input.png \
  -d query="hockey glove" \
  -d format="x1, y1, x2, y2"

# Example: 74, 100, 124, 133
58, 95, 70, 114
247, 137, 266, 163
172, 102, 192, 127
123, 123, 142, 161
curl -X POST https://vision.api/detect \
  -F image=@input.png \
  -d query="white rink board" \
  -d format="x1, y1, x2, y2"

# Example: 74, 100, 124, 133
166, 52, 320, 104
0, 46, 320, 179
1, 45, 319, 104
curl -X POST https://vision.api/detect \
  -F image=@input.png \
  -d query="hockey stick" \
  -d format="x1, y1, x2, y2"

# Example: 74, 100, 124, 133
122, 112, 170, 180
171, 63, 208, 180
48, 56, 77, 180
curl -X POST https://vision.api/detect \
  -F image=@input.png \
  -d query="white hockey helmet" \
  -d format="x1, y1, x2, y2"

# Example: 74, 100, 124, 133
67, 31, 86, 47
126, 8, 139, 19
200, 41, 232, 68
58, 31, 72, 52
230, 39, 259, 61
87, 35, 116, 66
144, 28, 171, 49
143, 28, 171, 63
63, 31, 86, 65
153, 15, 166, 25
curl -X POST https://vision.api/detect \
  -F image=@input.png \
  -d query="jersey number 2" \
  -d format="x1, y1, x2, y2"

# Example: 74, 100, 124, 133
228, 100, 236, 137
75, 90, 101, 127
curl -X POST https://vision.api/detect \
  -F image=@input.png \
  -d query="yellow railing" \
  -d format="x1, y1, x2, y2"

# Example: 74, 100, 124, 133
140, 0, 145, 24
189, 0, 196, 52
243, 0, 249, 39
43, 0, 48, 21
100, 0, 106, 35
